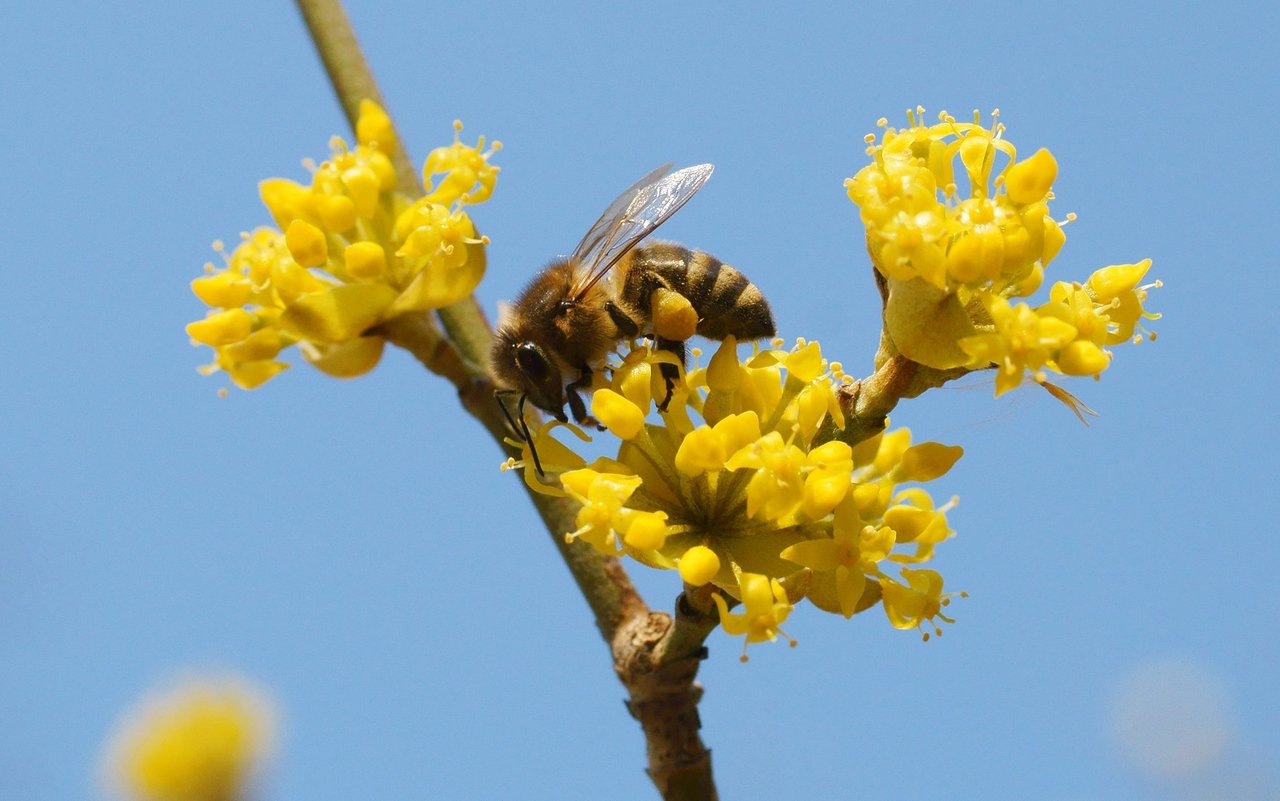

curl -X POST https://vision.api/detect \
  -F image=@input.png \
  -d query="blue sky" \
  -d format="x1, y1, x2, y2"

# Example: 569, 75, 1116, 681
2, 1, 1277, 799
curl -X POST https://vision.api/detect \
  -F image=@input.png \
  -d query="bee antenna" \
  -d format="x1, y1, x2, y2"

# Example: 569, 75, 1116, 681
517, 393, 546, 477
494, 390, 546, 477
495, 389, 524, 439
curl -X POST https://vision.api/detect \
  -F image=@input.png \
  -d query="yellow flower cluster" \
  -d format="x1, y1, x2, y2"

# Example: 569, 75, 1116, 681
186, 101, 499, 389
962, 260, 1160, 394
104, 676, 274, 801
504, 337, 965, 655
847, 107, 1159, 395
847, 109, 1064, 293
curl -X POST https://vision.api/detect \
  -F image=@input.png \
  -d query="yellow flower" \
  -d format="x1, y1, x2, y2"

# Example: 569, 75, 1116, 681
712, 573, 796, 661
561, 469, 647, 553
781, 521, 879, 618
959, 293, 1078, 395
1082, 259, 1162, 344
422, 120, 502, 205
847, 106, 1160, 406
500, 419, 589, 497
958, 261, 1160, 394
880, 568, 966, 641
847, 108, 1055, 294
187, 103, 499, 390
503, 337, 963, 650
782, 427, 961, 617
725, 431, 807, 521
104, 676, 275, 801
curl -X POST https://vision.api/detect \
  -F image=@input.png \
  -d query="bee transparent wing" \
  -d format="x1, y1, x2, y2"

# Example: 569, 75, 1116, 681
569, 163, 714, 300
570, 163, 672, 273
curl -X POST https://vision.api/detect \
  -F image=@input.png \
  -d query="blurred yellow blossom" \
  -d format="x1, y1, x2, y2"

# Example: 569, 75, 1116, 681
104, 675, 275, 801
186, 102, 499, 389
502, 336, 963, 655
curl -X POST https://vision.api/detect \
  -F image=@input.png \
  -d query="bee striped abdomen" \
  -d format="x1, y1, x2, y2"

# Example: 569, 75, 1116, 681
626, 243, 775, 341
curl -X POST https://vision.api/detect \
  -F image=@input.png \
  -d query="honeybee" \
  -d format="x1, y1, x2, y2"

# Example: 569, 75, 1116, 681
491, 163, 775, 470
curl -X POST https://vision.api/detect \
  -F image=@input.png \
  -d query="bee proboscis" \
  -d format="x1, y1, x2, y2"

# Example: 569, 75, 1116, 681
490, 163, 776, 473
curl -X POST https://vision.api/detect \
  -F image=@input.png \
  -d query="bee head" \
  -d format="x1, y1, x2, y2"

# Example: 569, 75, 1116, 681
513, 341, 567, 421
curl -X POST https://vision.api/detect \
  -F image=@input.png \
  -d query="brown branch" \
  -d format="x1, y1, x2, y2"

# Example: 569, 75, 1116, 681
614, 590, 719, 801
293, 5, 720, 798
294, 0, 418, 195
813, 353, 918, 448
293, 0, 643, 636
374, 312, 469, 387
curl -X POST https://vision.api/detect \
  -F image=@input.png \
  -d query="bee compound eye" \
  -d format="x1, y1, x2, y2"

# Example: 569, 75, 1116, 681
514, 342, 551, 383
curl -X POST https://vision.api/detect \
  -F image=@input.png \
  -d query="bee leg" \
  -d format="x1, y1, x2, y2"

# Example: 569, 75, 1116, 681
566, 367, 604, 430
654, 336, 686, 412
605, 301, 640, 337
